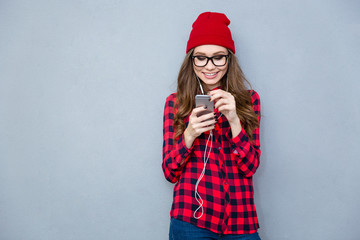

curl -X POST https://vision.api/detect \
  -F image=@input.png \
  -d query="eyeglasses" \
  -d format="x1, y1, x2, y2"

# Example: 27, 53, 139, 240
192, 54, 229, 67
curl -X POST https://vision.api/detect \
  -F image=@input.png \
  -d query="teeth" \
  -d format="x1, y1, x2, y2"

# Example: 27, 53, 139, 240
205, 73, 216, 76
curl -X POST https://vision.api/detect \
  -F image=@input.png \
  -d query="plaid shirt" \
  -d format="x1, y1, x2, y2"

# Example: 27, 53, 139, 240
162, 90, 261, 234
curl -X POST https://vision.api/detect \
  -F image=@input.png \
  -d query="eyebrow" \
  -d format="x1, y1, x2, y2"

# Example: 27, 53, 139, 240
193, 51, 228, 56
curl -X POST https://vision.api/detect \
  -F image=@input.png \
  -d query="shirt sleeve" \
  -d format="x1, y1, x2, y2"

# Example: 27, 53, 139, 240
162, 94, 193, 183
227, 90, 261, 178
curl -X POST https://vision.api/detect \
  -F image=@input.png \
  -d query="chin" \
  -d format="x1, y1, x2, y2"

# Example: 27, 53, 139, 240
202, 77, 222, 88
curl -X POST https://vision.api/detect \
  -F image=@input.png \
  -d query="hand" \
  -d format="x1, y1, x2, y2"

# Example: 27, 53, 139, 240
209, 89, 242, 138
209, 89, 238, 123
184, 106, 216, 148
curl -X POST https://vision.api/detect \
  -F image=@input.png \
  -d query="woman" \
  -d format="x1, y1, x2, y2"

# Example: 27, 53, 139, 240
162, 12, 261, 240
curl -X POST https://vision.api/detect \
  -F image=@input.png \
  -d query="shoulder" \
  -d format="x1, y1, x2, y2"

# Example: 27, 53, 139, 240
248, 90, 260, 114
248, 89, 260, 105
164, 92, 177, 108
166, 92, 177, 101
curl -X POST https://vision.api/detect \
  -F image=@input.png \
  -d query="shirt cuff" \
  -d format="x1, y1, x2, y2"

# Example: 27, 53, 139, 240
176, 134, 193, 165
227, 128, 251, 158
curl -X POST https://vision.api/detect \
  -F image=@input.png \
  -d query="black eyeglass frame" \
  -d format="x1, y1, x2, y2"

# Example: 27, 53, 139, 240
191, 54, 230, 67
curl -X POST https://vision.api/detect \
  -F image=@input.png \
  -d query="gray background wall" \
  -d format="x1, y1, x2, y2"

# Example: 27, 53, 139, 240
1, 0, 359, 239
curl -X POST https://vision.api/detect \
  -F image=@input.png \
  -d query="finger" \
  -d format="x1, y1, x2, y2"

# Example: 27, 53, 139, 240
210, 89, 232, 98
202, 119, 217, 128
192, 121, 215, 135
191, 106, 207, 120
218, 105, 235, 113
198, 116, 217, 126
202, 124, 216, 132
210, 90, 231, 102
208, 89, 224, 96
214, 98, 229, 109
197, 111, 216, 122
192, 106, 207, 115
194, 123, 216, 135
209, 92, 223, 102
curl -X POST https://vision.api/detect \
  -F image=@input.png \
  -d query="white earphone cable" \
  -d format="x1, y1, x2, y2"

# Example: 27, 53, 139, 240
193, 130, 213, 219
192, 75, 228, 219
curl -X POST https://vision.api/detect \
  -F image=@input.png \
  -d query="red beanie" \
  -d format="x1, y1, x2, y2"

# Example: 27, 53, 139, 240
186, 12, 235, 53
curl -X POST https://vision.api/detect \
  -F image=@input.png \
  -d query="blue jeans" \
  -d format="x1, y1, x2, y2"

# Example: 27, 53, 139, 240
169, 218, 261, 240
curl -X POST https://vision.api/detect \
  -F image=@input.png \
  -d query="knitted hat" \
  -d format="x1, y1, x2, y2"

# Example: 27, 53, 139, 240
186, 12, 235, 53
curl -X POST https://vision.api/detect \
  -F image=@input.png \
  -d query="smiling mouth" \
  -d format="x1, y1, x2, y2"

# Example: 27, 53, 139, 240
203, 72, 219, 79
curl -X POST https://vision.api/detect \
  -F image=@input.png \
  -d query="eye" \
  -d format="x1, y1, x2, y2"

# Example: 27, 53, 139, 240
195, 56, 207, 61
213, 55, 225, 60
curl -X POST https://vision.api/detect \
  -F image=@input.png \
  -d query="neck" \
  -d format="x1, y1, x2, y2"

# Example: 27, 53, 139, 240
206, 83, 221, 91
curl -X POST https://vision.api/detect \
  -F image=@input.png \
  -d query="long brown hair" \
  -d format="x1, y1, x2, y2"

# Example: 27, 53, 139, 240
174, 49, 259, 140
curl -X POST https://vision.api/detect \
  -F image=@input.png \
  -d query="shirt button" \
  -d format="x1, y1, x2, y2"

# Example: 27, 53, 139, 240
218, 147, 221, 150
224, 181, 228, 185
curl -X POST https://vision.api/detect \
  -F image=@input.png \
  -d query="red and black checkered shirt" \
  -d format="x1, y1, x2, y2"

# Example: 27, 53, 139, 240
162, 90, 261, 235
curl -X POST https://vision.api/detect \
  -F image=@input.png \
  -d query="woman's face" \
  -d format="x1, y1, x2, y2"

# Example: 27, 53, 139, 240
193, 45, 229, 90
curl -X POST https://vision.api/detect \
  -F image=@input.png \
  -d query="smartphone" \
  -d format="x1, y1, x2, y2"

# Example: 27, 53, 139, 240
195, 95, 214, 117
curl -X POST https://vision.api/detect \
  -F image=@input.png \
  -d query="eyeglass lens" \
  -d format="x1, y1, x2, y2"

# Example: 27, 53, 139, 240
193, 55, 228, 67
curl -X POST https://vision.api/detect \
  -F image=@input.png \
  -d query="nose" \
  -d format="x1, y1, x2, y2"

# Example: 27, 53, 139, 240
204, 59, 216, 70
